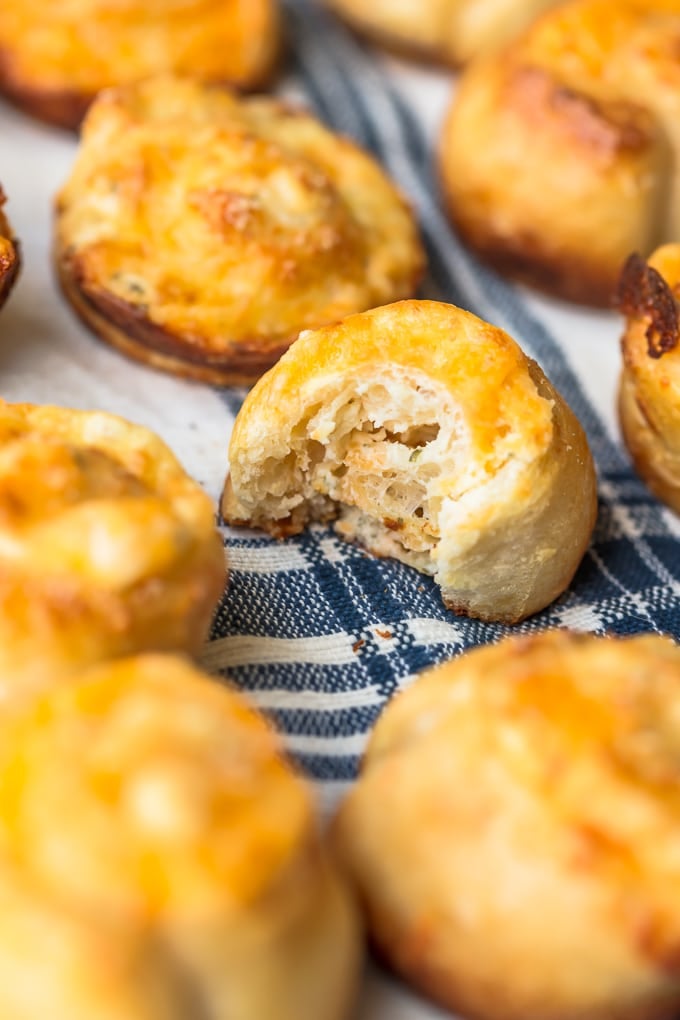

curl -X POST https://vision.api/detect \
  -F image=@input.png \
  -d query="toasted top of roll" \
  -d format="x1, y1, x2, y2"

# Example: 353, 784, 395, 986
334, 629, 680, 1020
55, 76, 423, 385
0, 188, 19, 309
0, 0, 280, 128
440, 0, 680, 306
222, 300, 597, 623
0, 654, 360, 1020
617, 245, 680, 512
0, 400, 225, 695
327, 0, 560, 67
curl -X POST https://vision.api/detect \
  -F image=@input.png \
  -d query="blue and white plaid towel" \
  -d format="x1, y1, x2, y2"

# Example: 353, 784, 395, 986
203, 0, 680, 801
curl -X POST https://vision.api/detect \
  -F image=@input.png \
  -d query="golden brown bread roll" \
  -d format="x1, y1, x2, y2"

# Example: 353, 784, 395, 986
55, 76, 424, 386
0, 187, 19, 309
617, 245, 680, 513
334, 629, 680, 1020
0, 400, 225, 698
0, 0, 280, 130
0, 654, 360, 1019
327, 0, 560, 66
440, 0, 680, 306
221, 300, 597, 623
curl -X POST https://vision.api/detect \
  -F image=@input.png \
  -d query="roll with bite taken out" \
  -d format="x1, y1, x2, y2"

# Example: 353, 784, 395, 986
221, 300, 597, 624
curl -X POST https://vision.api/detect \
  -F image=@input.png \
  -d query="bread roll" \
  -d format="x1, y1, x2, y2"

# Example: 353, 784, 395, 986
440, 0, 680, 306
327, 0, 559, 66
0, 0, 280, 129
0, 187, 19, 309
0, 654, 360, 1019
335, 629, 680, 1020
617, 245, 680, 513
221, 300, 597, 623
55, 76, 423, 385
0, 400, 225, 699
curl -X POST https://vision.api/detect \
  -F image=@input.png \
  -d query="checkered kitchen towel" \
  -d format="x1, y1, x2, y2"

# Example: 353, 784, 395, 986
204, 0, 680, 796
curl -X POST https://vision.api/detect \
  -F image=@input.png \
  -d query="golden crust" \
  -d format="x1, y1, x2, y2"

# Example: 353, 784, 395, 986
0, 400, 226, 700
221, 299, 597, 624
0, 654, 361, 1019
334, 629, 680, 1020
0, 0, 280, 130
327, 0, 560, 67
440, 0, 680, 307
617, 245, 680, 512
0, 187, 19, 310
55, 76, 424, 385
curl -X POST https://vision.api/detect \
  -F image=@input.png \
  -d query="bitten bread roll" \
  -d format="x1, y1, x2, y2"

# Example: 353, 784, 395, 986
334, 630, 680, 1020
0, 0, 280, 130
0, 655, 360, 1020
55, 76, 424, 386
221, 300, 597, 623
327, 0, 559, 67
0, 187, 19, 309
0, 400, 225, 699
440, 0, 680, 306
617, 245, 680, 513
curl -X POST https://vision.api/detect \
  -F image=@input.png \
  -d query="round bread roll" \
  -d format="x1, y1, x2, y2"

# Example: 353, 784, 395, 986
0, 187, 19, 309
0, 654, 360, 1020
55, 76, 424, 386
440, 0, 680, 306
0, 399, 225, 699
0, 0, 280, 130
334, 629, 680, 1020
617, 245, 680, 513
327, 0, 559, 67
221, 300, 597, 624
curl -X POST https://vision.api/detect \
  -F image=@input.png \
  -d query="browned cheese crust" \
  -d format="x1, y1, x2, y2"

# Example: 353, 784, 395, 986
440, 0, 680, 306
0, 188, 19, 309
326, 0, 561, 67
617, 245, 680, 512
0, 0, 281, 129
334, 630, 680, 1020
0, 654, 361, 1020
55, 76, 424, 385
222, 300, 597, 624
0, 400, 226, 701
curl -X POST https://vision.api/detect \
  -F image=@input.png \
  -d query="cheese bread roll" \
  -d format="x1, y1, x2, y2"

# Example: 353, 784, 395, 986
440, 0, 680, 305
0, 400, 225, 699
0, 655, 360, 1019
55, 76, 424, 385
335, 630, 680, 1020
222, 300, 597, 623
0, 0, 280, 129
